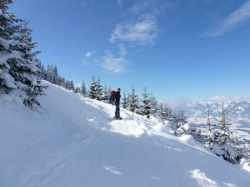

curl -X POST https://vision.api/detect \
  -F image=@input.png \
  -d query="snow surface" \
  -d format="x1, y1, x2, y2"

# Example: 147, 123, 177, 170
1, 81, 250, 187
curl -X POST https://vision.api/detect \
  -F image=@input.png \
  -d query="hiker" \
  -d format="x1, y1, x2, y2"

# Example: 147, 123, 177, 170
109, 90, 115, 105
114, 88, 122, 119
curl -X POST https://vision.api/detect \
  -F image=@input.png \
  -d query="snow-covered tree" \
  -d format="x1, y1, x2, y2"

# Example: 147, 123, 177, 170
157, 102, 172, 122
102, 85, 109, 102
95, 76, 103, 100
87, 76, 97, 99
0, 2, 47, 108
141, 87, 151, 118
204, 104, 215, 147
157, 101, 165, 121
65, 80, 70, 90
126, 85, 139, 113
80, 79, 86, 96
164, 103, 172, 121
149, 93, 158, 116
122, 90, 127, 108
69, 80, 74, 91
74, 86, 80, 93
0, 0, 22, 94
58, 76, 65, 87
17, 20, 47, 107
204, 103, 242, 163
171, 108, 188, 136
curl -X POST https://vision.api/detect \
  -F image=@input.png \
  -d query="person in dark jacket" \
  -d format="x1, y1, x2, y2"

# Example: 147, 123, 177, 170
114, 88, 122, 119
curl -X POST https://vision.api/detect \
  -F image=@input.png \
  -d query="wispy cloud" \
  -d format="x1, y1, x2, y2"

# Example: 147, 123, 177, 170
110, 0, 171, 46
85, 52, 92, 58
104, 0, 179, 73
81, 51, 96, 66
110, 19, 158, 46
101, 44, 129, 73
204, 0, 250, 37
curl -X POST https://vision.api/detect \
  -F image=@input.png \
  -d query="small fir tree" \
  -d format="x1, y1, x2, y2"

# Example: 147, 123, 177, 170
141, 87, 151, 118
88, 76, 97, 99
95, 76, 103, 100
122, 90, 127, 108
102, 85, 109, 102
204, 104, 215, 147
149, 93, 158, 116
126, 85, 139, 112
80, 80, 86, 96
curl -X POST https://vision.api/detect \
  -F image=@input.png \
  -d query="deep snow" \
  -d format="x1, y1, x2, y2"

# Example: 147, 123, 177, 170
1, 81, 250, 187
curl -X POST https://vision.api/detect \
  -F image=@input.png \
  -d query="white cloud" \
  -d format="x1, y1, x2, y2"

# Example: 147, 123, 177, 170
204, 0, 250, 37
101, 44, 129, 73
109, 0, 168, 46
110, 19, 158, 46
85, 52, 92, 58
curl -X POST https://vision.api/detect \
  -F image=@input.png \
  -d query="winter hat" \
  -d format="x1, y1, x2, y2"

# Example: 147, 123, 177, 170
117, 88, 121, 91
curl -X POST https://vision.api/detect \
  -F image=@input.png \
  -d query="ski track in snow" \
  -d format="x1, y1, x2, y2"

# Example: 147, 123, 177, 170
1, 81, 250, 187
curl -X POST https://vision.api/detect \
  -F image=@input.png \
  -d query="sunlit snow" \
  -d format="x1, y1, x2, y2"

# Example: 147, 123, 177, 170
1, 81, 250, 187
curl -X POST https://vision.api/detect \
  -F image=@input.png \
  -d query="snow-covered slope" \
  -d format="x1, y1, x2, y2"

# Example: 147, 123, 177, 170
1, 81, 250, 187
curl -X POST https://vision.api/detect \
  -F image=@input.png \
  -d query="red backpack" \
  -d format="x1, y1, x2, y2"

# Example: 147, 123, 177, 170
111, 90, 116, 99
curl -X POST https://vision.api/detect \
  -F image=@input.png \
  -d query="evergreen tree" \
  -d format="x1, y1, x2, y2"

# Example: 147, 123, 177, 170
157, 102, 171, 122
65, 80, 70, 90
69, 80, 74, 91
164, 103, 172, 121
0, 2, 46, 108
80, 79, 86, 96
204, 104, 215, 147
52, 66, 58, 84
149, 93, 158, 116
17, 20, 47, 107
95, 76, 103, 100
204, 103, 241, 163
58, 76, 65, 88
126, 85, 139, 113
122, 90, 127, 108
214, 103, 231, 144
141, 87, 151, 118
171, 107, 187, 136
36, 60, 45, 81
74, 86, 80, 93
0, 0, 21, 94
157, 101, 165, 122
88, 76, 97, 99
102, 85, 109, 102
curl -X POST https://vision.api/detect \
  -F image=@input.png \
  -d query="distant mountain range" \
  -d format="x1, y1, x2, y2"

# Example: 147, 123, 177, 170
172, 96, 250, 142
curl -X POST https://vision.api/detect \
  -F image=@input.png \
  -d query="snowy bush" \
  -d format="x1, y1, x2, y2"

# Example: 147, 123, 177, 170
170, 108, 188, 136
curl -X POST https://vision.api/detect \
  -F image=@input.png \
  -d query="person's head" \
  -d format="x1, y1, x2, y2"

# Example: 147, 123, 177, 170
117, 88, 121, 92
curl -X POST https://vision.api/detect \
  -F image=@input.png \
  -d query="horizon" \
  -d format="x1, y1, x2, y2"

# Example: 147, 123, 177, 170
9, 0, 250, 102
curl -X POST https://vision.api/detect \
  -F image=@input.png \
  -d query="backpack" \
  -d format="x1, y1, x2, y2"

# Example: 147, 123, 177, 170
111, 90, 116, 99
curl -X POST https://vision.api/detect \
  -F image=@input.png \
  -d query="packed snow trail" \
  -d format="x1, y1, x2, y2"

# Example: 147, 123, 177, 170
1, 81, 250, 187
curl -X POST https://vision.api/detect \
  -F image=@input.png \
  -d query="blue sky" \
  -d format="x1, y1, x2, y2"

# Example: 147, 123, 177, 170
9, 0, 250, 102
